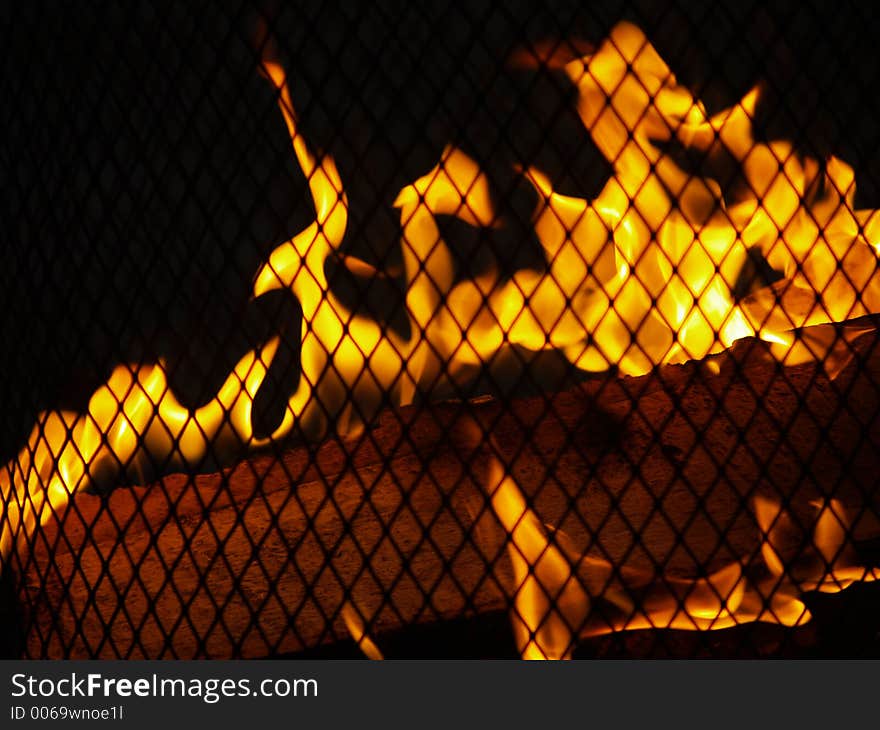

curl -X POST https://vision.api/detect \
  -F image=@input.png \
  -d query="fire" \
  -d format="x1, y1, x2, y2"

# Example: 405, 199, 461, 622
341, 602, 384, 660
0, 350, 277, 561
2, 21, 880, 656
488, 453, 879, 659
531, 22, 880, 372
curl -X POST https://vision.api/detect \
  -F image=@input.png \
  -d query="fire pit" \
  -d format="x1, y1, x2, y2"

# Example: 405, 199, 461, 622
3, 1, 880, 659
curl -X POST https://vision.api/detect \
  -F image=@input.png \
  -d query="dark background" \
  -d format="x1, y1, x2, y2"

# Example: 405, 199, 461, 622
3, 0, 880, 460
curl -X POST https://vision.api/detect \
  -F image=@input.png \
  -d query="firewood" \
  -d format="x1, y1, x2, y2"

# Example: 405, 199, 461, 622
12, 319, 880, 658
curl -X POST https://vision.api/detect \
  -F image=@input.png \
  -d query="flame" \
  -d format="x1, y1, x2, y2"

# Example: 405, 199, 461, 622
487, 459, 589, 659
341, 602, 384, 660
2, 21, 880, 655
0, 348, 276, 561
488, 454, 878, 659
753, 496, 880, 594
252, 61, 417, 441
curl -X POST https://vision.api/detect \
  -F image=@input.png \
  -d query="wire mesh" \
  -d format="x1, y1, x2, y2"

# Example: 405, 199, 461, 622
2, 0, 880, 659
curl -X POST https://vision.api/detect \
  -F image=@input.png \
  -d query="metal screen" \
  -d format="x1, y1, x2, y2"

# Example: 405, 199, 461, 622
3, 0, 880, 659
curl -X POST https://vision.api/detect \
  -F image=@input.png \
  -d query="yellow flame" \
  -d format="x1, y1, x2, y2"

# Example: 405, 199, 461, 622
341, 602, 384, 660
754, 496, 880, 593
487, 459, 589, 659
0, 345, 277, 561
488, 458, 879, 658
252, 60, 417, 443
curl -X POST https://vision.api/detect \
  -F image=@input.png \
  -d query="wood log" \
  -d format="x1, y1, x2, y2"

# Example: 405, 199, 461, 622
11, 319, 880, 658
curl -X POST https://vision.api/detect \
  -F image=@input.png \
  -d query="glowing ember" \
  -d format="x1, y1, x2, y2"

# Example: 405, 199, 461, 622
2, 20, 879, 657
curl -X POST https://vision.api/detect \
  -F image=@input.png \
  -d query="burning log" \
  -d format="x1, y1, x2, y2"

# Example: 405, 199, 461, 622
12, 319, 880, 658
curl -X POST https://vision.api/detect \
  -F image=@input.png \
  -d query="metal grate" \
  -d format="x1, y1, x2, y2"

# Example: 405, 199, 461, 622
2, 0, 880, 659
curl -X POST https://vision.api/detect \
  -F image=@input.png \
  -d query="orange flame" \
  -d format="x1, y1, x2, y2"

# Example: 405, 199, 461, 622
2, 21, 879, 656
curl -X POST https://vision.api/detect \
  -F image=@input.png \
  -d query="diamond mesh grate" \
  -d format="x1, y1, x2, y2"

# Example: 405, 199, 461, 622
2, 0, 880, 659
